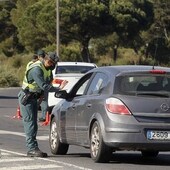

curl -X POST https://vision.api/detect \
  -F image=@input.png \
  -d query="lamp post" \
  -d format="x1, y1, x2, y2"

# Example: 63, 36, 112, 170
56, 0, 60, 57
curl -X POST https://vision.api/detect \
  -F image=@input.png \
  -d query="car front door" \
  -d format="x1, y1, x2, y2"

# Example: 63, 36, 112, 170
64, 73, 94, 144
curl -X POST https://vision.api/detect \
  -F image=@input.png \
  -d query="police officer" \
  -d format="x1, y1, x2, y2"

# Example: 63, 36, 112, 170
18, 52, 67, 157
26, 50, 49, 122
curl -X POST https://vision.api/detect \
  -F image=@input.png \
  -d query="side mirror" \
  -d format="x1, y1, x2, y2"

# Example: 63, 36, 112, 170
54, 90, 68, 99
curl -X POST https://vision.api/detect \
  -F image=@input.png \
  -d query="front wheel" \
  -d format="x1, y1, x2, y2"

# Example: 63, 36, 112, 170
49, 117, 69, 155
90, 121, 112, 163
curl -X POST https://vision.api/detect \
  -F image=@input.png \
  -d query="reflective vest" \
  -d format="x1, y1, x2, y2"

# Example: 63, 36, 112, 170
22, 60, 51, 93
26, 61, 34, 70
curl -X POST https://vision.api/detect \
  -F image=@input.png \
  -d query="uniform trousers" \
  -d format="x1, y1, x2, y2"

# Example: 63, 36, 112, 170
18, 90, 38, 151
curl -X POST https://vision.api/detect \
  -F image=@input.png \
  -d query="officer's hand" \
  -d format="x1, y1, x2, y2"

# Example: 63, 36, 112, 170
59, 80, 68, 89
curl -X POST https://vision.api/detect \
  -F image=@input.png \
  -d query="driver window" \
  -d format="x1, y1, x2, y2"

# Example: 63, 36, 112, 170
76, 79, 90, 95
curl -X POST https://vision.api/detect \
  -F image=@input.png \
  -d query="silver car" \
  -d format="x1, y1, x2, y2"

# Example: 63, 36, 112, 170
49, 65, 170, 162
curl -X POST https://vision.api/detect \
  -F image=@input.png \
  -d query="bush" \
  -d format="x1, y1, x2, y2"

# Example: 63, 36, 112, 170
0, 54, 33, 87
0, 66, 20, 87
60, 43, 82, 61
42, 43, 82, 61
116, 48, 139, 65
44, 44, 56, 53
0, 37, 14, 57
96, 48, 140, 66
11, 57, 23, 68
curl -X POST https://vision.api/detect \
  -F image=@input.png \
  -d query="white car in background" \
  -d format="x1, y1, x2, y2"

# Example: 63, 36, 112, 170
48, 62, 97, 106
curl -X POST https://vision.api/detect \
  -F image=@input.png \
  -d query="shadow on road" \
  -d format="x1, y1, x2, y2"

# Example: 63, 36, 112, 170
49, 152, 170, 166
50, 153, 91, 158
109, 152, 170, 166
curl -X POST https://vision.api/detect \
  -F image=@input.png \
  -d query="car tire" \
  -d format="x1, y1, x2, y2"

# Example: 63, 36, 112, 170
90, 121, 112, 163
49, 117, 69, 155
141, 150, 159, 157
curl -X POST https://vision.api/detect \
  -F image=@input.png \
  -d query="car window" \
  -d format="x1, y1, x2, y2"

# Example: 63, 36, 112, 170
56, 65, 96, 74
86, 73, 108, 95
76, 79, 90, 95
69, 73, 94, 97
114, 74, 170, 95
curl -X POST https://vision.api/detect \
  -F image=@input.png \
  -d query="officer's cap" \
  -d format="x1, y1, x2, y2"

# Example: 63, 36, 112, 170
47, 52, 59, 64
37, 49, 46, 58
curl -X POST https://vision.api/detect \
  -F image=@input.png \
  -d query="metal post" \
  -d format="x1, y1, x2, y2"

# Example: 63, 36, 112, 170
56, 0, 59, 57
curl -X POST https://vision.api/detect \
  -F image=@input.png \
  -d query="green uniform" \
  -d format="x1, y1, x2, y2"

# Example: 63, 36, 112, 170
18, 60, 59, 152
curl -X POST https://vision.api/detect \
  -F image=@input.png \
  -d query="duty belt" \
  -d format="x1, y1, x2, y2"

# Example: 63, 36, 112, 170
22, 89, 41, 98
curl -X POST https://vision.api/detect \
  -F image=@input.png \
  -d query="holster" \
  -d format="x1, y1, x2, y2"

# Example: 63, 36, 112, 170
21, 91, 33, 106
21, 89, 40, 106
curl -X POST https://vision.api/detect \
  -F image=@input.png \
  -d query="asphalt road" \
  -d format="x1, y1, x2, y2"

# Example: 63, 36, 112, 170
1, 87, 170, 170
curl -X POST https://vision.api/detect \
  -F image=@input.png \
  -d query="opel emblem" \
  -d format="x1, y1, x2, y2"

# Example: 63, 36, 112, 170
160, 103, 170, 112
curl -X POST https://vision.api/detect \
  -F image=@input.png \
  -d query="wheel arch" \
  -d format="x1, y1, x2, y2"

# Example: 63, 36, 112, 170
50, 108, 62, 141
50, 106, 60, 126
89, 113, 105, 140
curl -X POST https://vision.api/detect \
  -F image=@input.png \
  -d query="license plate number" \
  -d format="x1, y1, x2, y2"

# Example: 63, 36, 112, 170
147, 130, 170, 140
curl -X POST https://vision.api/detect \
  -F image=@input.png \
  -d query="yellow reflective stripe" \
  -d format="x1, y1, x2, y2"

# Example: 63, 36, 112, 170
40, 62, 51, 80
26, 61, 34, 70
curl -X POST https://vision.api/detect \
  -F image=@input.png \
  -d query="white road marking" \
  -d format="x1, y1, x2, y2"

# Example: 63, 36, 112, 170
0, 149, 25, 156
1, 152, 10, 156
0, 130, 48, 140
0, 164, 62, 170
36, 135, 49, 140
42, 159, 93, 170
0, 149, 93, 170
0, 130, 25, 137
0, 158, 33, 162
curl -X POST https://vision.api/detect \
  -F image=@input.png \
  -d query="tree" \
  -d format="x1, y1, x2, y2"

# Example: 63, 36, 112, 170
59, 0, 154, 62
110, 0, 154, 52
59, 0, 114, 62
0, 0, 20, 56
10, 0, 154, 63
11, 0, 55, 52
141, 0, 170, 65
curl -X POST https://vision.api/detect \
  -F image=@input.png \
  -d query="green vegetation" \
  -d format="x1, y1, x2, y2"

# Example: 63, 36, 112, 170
0, 54, 32, 87
0, 0, 170, 87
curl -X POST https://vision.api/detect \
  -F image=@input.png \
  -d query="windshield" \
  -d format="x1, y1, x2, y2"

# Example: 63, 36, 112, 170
55, 65, 95, 74
114, 74, 170, 96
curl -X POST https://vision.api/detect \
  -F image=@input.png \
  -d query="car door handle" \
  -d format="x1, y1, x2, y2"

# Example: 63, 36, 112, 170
86, 103, 92, 108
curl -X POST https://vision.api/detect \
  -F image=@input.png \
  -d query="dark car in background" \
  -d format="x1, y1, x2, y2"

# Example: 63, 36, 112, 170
49, 65, 170, 162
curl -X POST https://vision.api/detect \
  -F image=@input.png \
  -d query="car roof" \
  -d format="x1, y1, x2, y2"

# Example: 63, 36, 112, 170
90, 65, 170, 75
57, 62, 97, 67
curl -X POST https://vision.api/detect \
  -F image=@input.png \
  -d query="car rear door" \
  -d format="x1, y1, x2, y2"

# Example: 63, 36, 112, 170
75, 72, 109, 146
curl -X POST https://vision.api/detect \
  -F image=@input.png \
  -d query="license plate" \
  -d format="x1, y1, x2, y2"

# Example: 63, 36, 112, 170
147, 130, 170, 140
